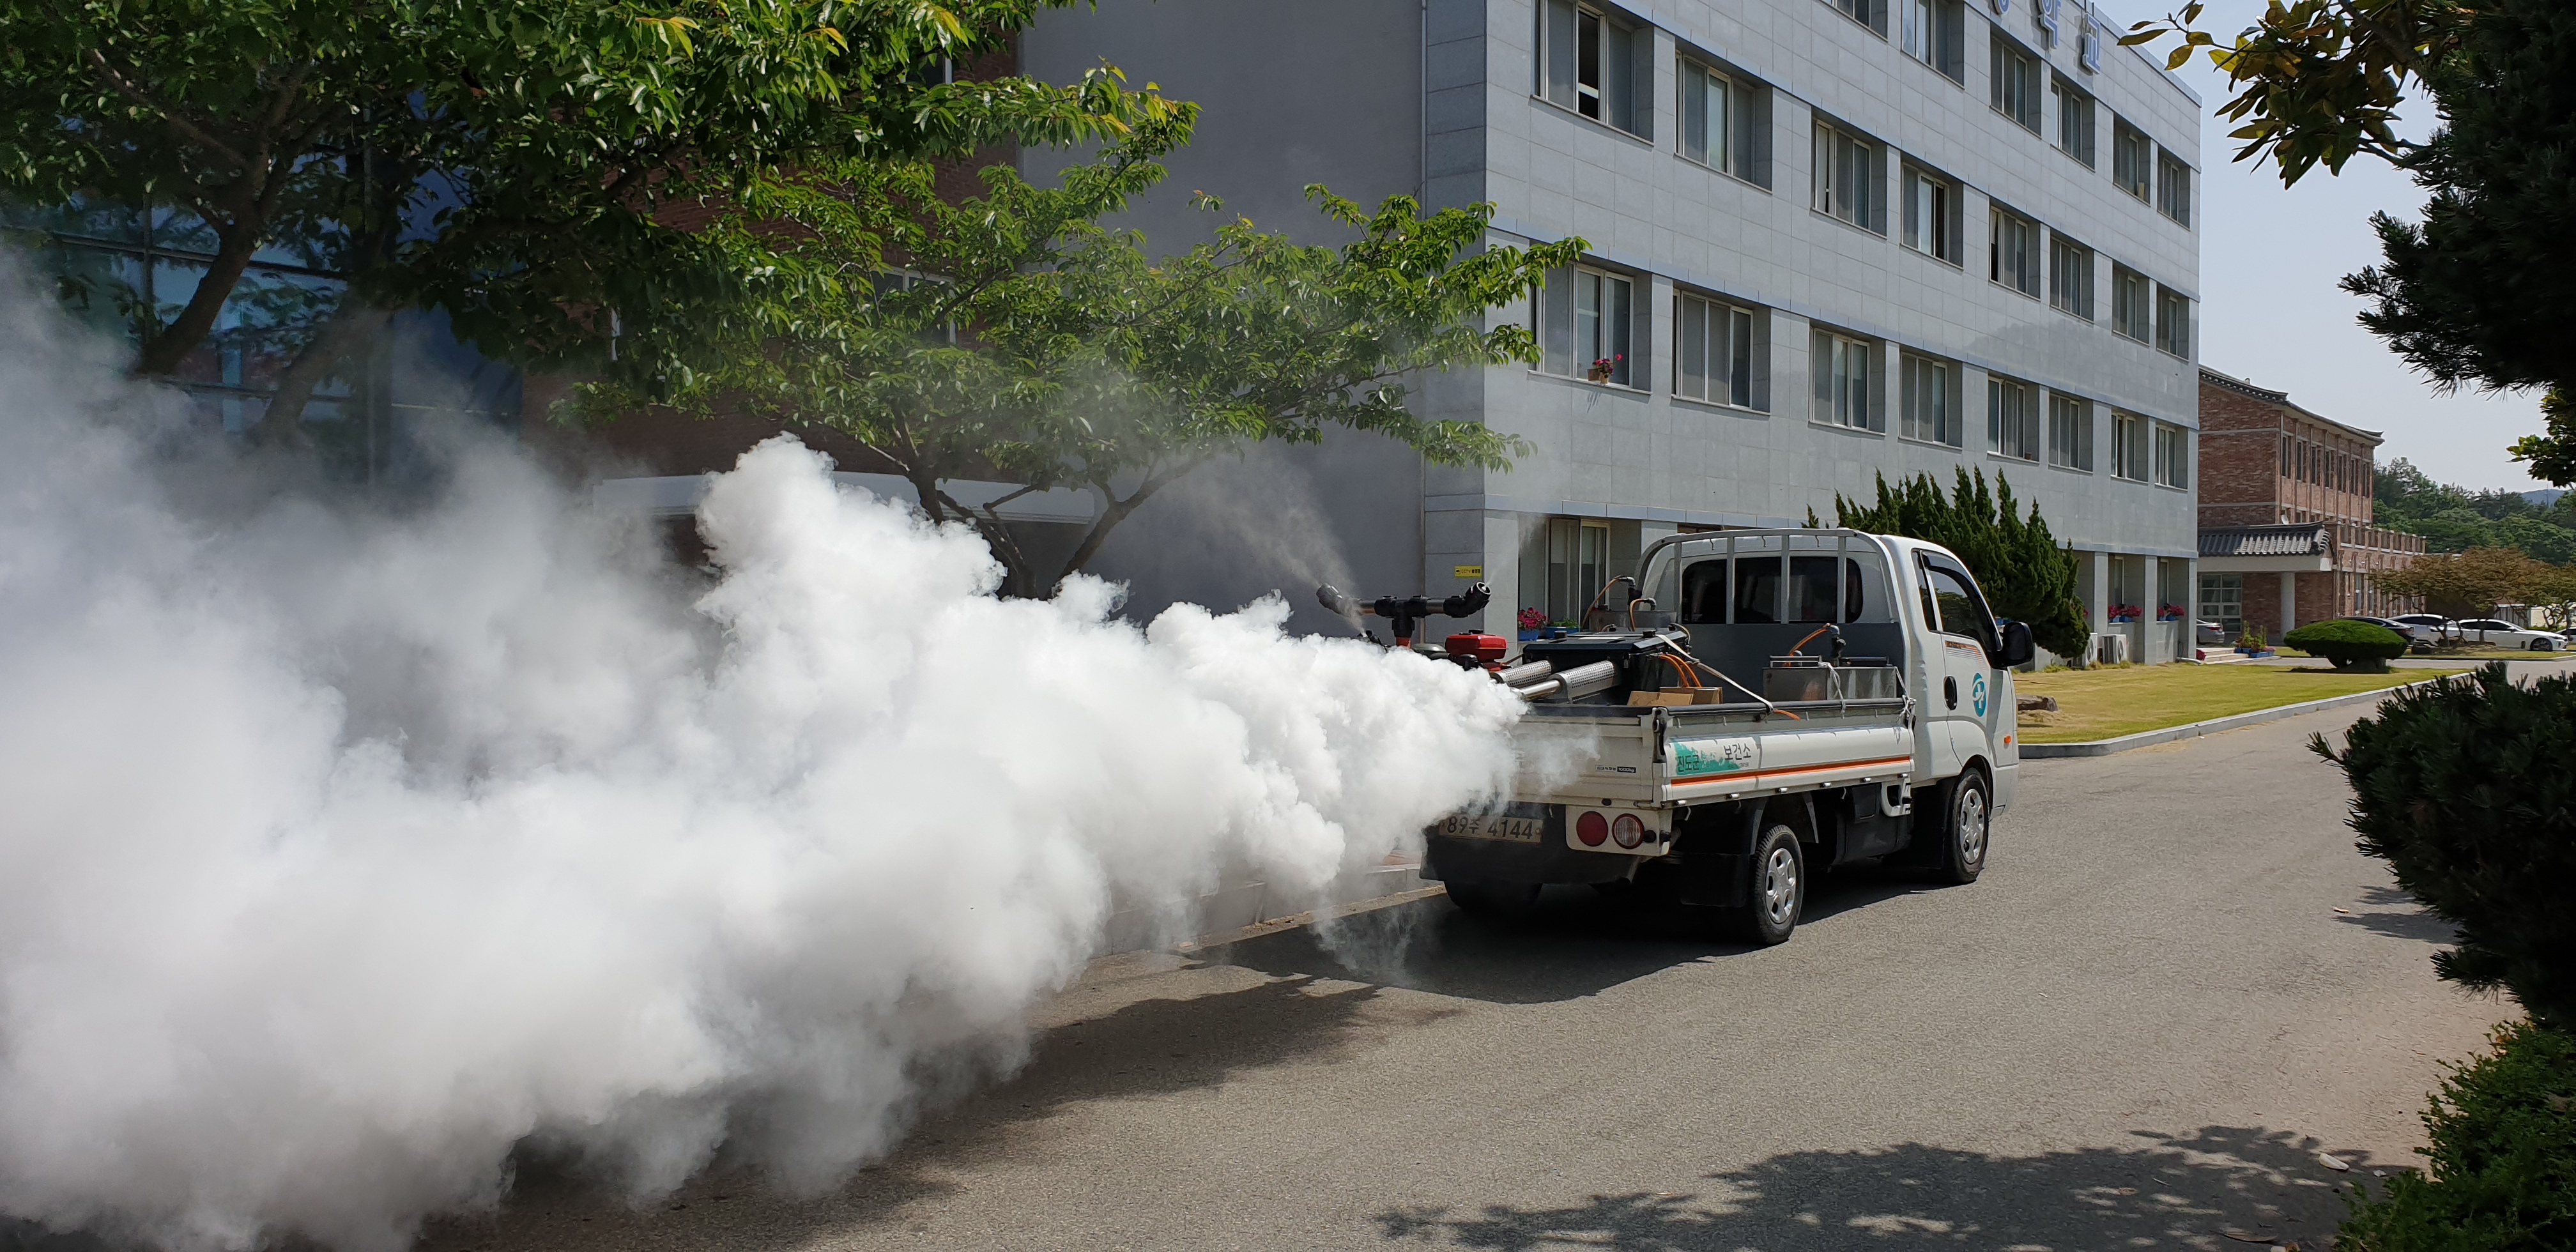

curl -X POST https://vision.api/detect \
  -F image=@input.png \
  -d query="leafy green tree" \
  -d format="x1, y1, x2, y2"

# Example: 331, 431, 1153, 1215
1812, 469, 2087, 659
0, 0, 1168, 437
2123, 0, 2576, 484
2374, 458, 2576, 563
600, 129, 1583, 597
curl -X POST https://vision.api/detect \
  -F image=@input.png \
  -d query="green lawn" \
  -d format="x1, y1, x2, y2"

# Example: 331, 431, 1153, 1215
2014, 664, 2467, 744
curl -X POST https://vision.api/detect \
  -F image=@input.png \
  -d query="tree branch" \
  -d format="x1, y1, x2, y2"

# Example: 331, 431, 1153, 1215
84, 49, 249, 169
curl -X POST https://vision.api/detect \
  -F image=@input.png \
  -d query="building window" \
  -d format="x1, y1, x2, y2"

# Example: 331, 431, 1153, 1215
1827, 0, 1891, 37
1988, 376, 2040, 461
2112, 119, 2152, 200
1812, 329, 1874, 429
2048, 233, 2094, 319
2113, 411, 2149, 480
2154, 285, 2193, 357
1811, 121, 1882, 231
1538, 0, 1647, 135
1902, 165, 1959, 264
2053, 77, 2096, 167
2048, 393, 2092, 470
1677, 291, 1758, 408
1991, 34, 2042, 134
2200, 573, 2243, 637
1901, 353, 1959, 445
1901, 0, 1965, 79
2111, 265, 2151, 341
2156, 148, 2193, 225
1560, 517, 1604, 622
1989, 207, 2041, 297
2278, 433, 2292, 478
1679, 61, 1762, 183
1534, 263, 1636, 385
2154, 421, 2191, 488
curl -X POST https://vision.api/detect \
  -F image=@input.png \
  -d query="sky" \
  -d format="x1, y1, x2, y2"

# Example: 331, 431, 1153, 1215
2141, 0, 2546, 492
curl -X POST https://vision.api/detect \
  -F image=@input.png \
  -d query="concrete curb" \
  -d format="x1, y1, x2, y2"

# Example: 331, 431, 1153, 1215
2021, 675, 2453, 758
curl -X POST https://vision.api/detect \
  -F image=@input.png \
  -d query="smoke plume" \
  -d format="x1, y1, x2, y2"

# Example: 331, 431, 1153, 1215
0, 288, 1522, 1250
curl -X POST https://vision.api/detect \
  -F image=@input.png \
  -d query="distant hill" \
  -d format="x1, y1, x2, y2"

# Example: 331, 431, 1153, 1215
2374, 461, 2575, 563
2528, 489, 2566, 507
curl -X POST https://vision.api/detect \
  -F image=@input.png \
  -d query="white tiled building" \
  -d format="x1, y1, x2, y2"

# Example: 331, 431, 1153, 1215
1027, 0, 2204, 658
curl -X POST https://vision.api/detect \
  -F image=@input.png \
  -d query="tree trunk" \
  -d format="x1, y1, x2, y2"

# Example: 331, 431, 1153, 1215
133, 225, 259, 378
254, 302, 394, 446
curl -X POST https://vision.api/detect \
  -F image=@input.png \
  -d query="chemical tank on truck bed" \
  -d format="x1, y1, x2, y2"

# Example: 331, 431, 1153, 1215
1422, 528, 2034, 945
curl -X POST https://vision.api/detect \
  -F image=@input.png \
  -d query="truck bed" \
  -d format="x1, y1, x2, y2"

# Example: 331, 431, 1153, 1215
1514, 698, 1917, 806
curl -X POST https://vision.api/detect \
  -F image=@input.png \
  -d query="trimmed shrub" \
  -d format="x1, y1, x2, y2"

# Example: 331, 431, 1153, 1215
2315, 664, 2576, 1028
2338, 1020, 2576, 1251
2286, 619, 2411, 670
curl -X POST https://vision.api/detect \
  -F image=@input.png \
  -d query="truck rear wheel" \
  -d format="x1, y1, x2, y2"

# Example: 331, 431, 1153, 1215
1927, 769, 1991, 886
1446, 880, 1541, 921
1722, 825, 1804, 945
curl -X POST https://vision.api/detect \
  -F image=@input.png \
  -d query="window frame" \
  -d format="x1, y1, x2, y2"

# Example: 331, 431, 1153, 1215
1678, 58, 1763, 185
2110, 264, 2152, 342
2112, 410, 2149, 481
2154, 284, 2193, 358
2048, 231, 2095, 320
1989, 33, 2043, 134
1989, 205, 2041, 298
1532, 261, 1641, 386
1899, 351, 1961, 447
2051, 75, 2097, 167
1899, 0, 1965, 80
1536, 0, 1650, 137
1811, 327, 1877, 431
2111, 119, 2152, 200
2046, 392, 2093, 471
2156, 148, 2193, 225
1901, 163, 1961, 265
2154, 420, 2191, 489
1987, 375, 2041, 461
1827, 0, 1892, 38
1676, 289, 1761, 409
1811, 118, 1883, 233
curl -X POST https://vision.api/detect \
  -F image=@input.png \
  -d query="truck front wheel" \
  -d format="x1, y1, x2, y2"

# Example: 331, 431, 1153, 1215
1722, 825, 1805, 945
1928, 769, 1991, 886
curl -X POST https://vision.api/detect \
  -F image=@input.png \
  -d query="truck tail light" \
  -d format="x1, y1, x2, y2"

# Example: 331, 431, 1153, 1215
1575, 811, 1609, 846
1611, 813, 1646, 849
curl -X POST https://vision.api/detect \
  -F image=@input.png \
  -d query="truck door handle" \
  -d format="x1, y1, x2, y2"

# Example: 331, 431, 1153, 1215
1943, 677, 1958, 709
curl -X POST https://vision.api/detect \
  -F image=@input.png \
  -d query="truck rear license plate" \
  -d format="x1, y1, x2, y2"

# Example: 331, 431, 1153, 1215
1439, 811, 1548, 843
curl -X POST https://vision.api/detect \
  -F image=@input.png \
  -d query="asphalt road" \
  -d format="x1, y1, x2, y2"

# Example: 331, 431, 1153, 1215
394, 676, 2542, 1252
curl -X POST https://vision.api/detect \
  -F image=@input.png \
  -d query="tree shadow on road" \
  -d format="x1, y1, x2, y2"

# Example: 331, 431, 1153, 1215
1375, 1126, 2380, 1251
2335, 883, 2457, 946
1204, 865, 1943, 1005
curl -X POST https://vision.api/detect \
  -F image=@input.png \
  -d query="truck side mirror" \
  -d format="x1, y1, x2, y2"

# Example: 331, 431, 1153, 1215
1994, 619, 2035, 669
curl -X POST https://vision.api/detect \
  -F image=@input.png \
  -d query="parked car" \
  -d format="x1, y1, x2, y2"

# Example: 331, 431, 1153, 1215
2197, 619, 2232, 646
2388, 613, 2458, 644
2339, 615, 2415, 635
2453, 618, 2566, 651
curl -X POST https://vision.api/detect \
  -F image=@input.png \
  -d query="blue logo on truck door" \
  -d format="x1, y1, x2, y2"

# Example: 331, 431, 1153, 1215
1970, 673, 1989, 717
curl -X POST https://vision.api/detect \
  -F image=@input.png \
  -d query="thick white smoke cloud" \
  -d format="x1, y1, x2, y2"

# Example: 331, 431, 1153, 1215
0, 291, 1522, 1251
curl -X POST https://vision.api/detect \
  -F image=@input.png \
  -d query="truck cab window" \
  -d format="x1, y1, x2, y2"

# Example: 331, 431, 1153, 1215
1681, 560, 1729, 623
1735, 557, 1781, 623
1919, 558, 1997, 646
1791, 556, 1842, 623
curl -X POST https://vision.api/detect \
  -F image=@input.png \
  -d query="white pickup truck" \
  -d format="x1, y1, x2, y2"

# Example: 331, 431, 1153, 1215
1424, 528, 2033, 945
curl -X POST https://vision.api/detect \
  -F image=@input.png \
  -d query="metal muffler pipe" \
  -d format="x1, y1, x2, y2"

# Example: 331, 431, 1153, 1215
1494, 660, 1553, 688
1515, 660, 1617, 702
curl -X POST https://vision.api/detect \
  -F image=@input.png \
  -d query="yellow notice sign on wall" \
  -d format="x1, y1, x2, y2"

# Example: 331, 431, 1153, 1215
1453, 564, 1484, 579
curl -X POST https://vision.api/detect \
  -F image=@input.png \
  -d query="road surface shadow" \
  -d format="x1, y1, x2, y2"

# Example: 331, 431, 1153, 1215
404, 970, 1445, 1252
2336, 883, 2457, 945
1204, 865, 1941, 1005
1376, 1126, 2386, 1251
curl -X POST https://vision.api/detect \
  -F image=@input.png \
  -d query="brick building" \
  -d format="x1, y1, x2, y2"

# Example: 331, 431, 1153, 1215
2195, 367, 2423, 643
